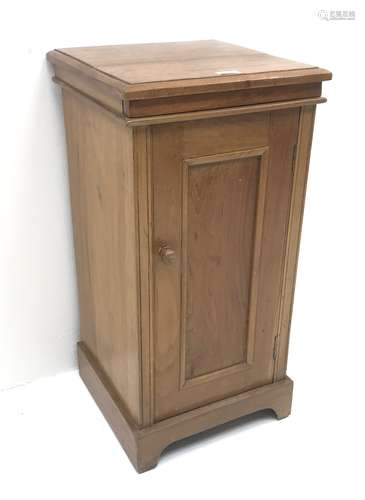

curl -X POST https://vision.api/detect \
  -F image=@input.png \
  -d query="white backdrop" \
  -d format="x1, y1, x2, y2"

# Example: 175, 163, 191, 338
0, 0, 363, 394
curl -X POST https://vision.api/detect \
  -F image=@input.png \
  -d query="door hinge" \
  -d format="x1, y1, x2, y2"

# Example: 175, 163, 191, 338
273, 335, 279, 361
292, 144, 298, 174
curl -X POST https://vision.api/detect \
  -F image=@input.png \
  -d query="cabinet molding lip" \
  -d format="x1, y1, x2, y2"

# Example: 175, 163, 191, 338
124, 82, 322, 118
52, 76, 326, 128
53, 76, 123, 119
124, 97, 327, 126
47, 47, 331, 100
122, 71, 331, 100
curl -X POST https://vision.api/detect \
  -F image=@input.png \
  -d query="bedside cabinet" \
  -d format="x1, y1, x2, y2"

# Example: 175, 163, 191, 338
47, 40, 331, 472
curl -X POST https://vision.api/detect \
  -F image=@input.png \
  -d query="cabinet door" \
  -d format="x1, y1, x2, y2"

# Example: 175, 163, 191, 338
151, 110, 299, 421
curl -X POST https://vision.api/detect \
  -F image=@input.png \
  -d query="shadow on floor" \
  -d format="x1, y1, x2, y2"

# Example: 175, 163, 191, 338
159, 409, 277, 465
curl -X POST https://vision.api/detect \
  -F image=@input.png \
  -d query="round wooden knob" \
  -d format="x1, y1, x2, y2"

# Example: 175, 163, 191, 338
158, 243, 175, 264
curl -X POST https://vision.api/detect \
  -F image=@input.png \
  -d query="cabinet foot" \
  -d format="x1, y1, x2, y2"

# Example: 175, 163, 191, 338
272, 385, 293, 420
135, 453, 160, 474
78, 342, 294, 473
273, 404, 292, 420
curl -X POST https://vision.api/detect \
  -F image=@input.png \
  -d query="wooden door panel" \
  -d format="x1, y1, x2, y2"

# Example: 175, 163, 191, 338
152, 110, 299, 421
182, 149, 268, 383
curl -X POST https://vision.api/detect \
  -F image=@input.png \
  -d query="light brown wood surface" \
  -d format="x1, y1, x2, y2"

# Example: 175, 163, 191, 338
150, 110, 299, 420
124, 97, 326, 126
49, 40, 331, 98
183, 152, 262, 379
273, 105, 317, 380
57, 40, 316, 83
78, 341, 293, 473
62, 91, 141, 424
49, 40, 330, 472
47, 40, 331, 116
124, 82, 322, 117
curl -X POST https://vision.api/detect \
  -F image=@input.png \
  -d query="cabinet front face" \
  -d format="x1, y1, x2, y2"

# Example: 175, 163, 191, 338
151, 110, 300, 421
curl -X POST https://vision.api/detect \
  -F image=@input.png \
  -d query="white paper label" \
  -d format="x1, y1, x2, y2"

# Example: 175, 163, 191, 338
215, 69, 241, 75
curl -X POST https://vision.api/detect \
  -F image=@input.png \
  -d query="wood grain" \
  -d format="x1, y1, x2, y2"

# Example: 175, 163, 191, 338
78, 341, 293, 473
273, 105, 317, 380
49, 41, 330, 472
133, 126, 155, 426
47, 40, 331, 103
124, 97, 326, 126
62, 90, 141, 424
181, 150, 266, 381
54, 66, 123, 115
57, 40, 316, 84
151, 110, 299, 421
124, 82, 322, 118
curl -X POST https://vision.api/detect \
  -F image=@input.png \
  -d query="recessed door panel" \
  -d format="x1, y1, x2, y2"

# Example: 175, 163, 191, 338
152, 111, 299, 421
181, 150, 267, 384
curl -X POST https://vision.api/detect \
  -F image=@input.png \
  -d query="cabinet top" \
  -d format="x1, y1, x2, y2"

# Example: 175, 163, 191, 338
48, 40, 331, 100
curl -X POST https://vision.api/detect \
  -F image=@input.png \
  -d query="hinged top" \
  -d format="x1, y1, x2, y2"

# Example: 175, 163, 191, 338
48, 40, 331, 100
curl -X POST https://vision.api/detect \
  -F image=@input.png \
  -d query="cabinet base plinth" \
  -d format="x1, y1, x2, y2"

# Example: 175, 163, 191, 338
78, 342, 293, 473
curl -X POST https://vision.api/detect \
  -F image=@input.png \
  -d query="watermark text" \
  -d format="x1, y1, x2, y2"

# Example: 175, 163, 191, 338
318, 10, 356, 21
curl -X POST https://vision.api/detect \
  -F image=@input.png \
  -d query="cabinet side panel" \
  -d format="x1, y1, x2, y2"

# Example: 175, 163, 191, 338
62, 91, 141, 424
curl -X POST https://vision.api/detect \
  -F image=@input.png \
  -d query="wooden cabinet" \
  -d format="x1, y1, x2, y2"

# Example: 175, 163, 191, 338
48, 40, 331, 472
